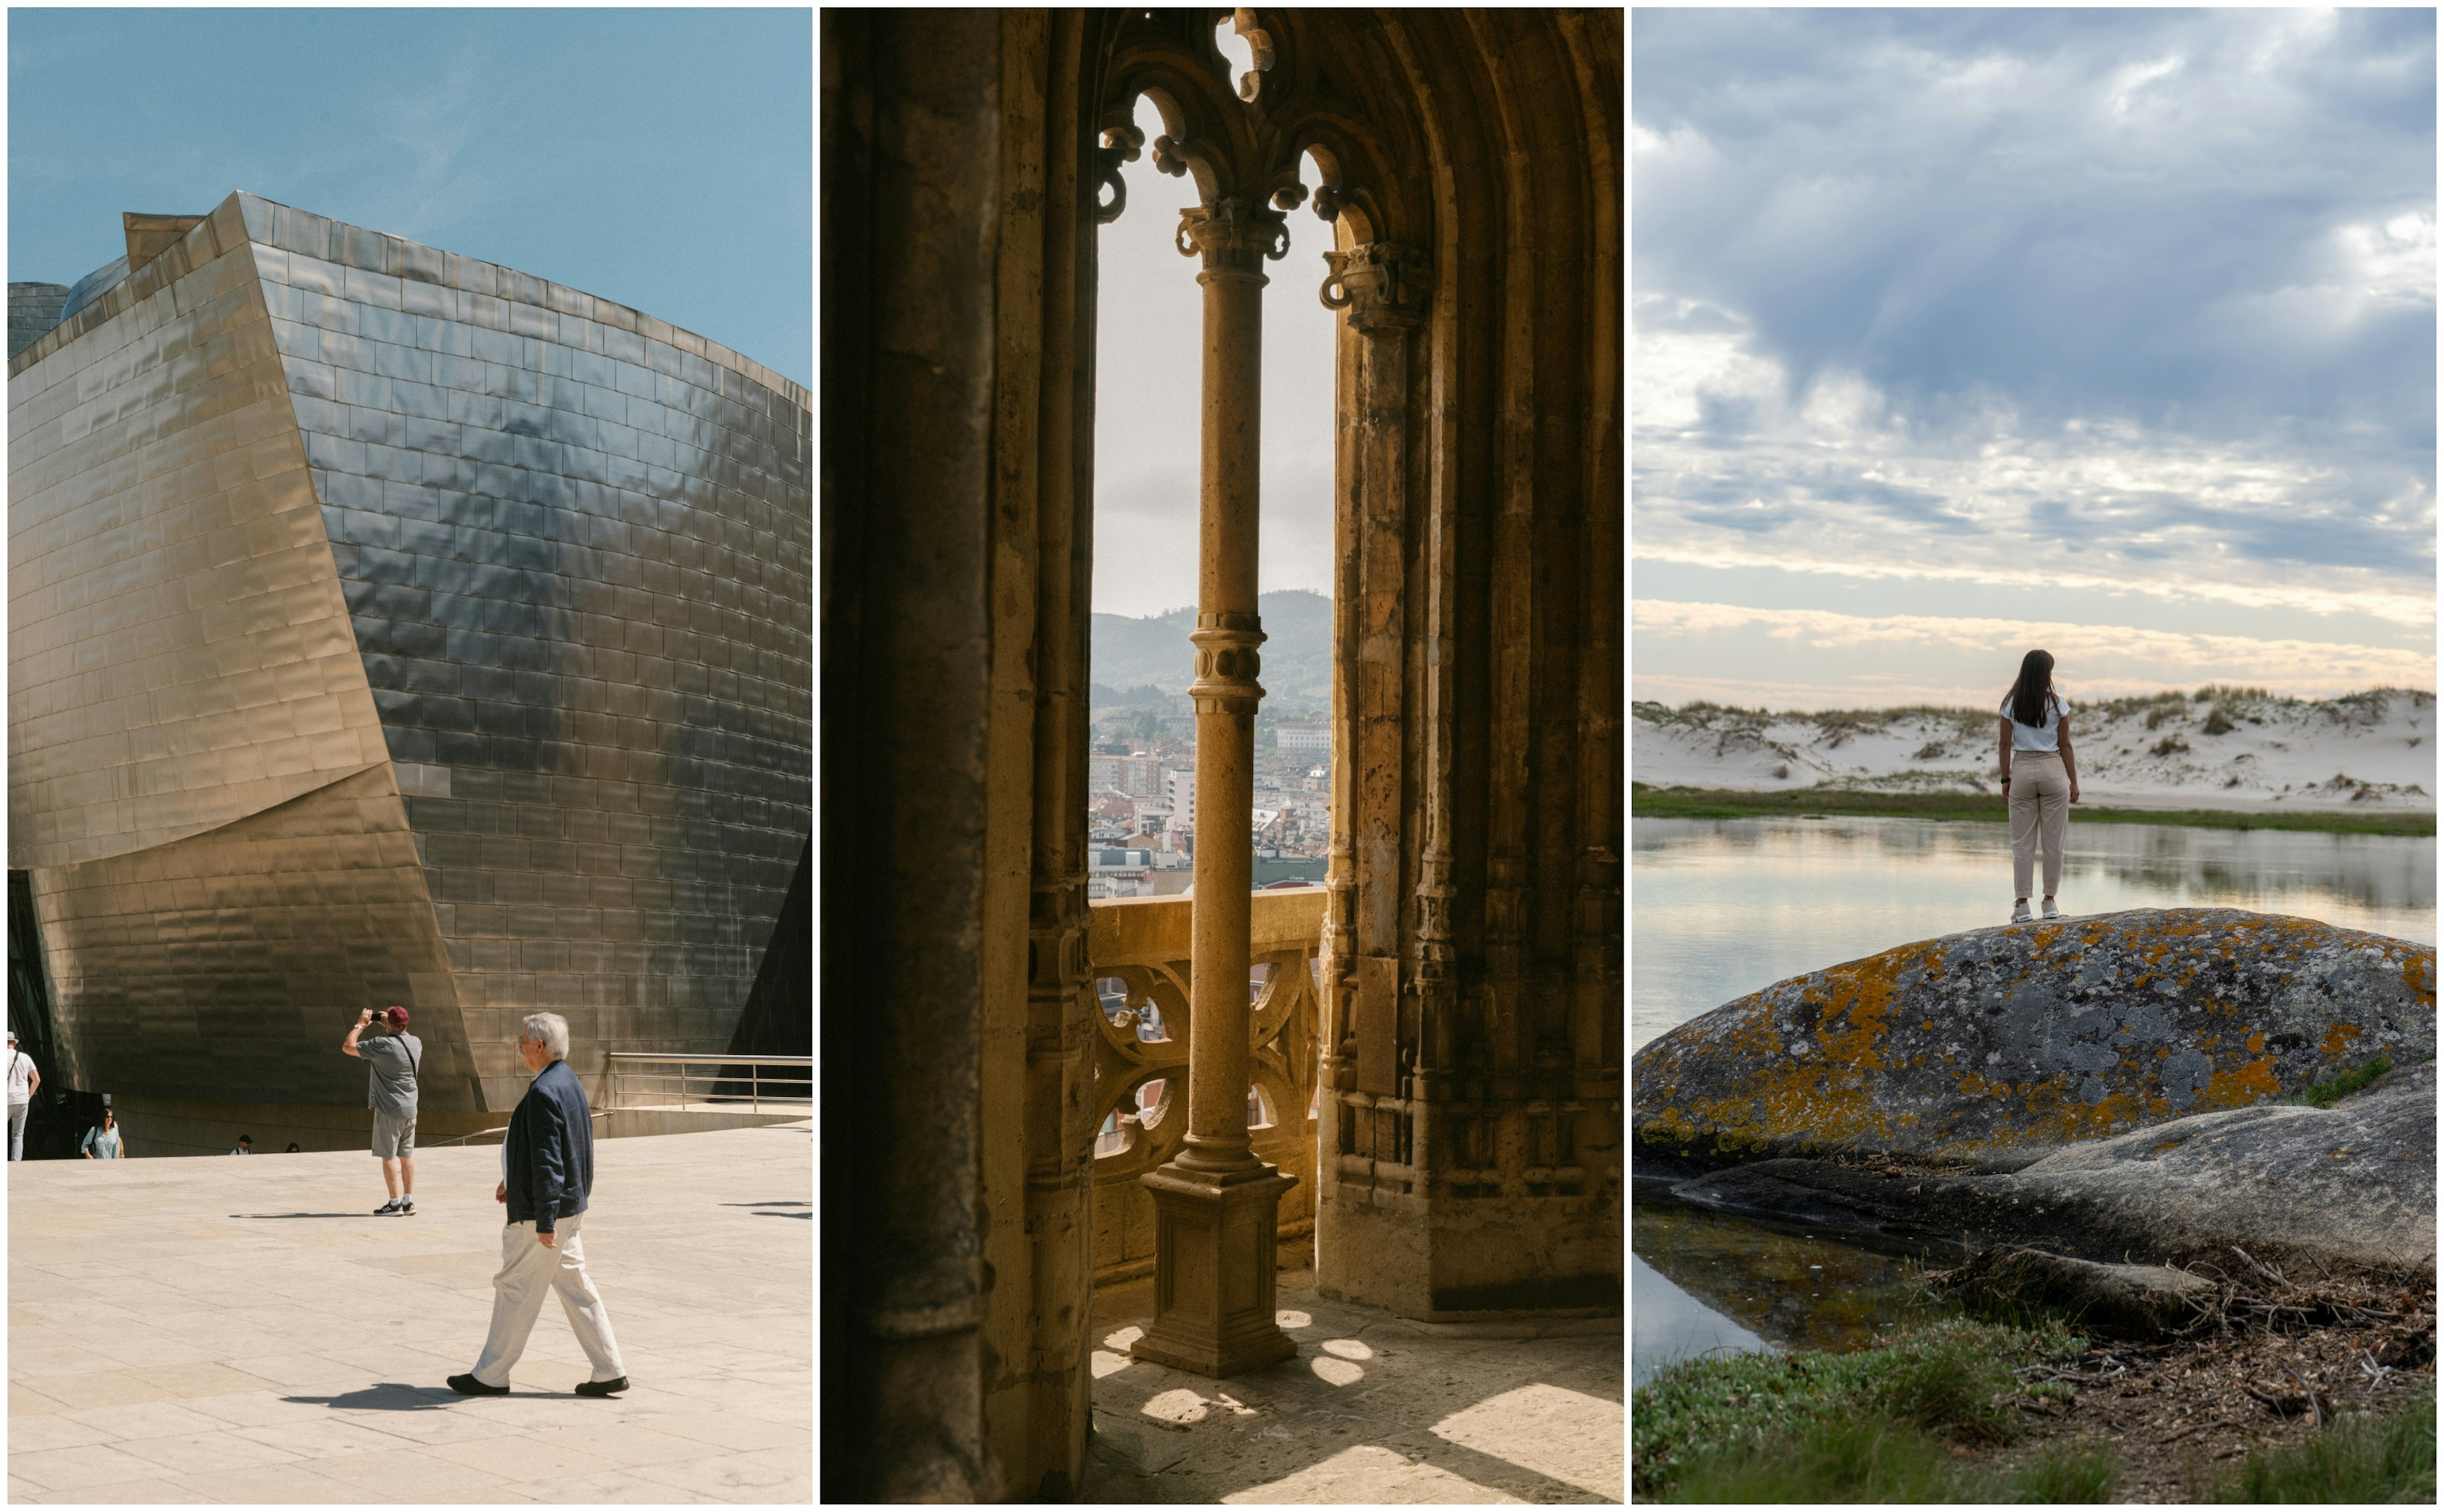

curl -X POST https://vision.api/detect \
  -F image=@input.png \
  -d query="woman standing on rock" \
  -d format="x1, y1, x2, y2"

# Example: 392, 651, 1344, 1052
2000, 648, 2079, 923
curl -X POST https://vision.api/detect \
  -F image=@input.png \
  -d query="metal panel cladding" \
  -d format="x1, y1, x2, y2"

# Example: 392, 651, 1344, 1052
9, 192, 811, 1115
8, 197, 476, 1108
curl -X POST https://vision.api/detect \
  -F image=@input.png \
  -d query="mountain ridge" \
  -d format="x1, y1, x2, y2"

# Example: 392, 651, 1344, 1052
1092, 589, 1331, 710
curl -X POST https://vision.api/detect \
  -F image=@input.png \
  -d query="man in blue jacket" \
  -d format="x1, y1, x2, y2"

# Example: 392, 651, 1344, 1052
447, 1012, 629, 1397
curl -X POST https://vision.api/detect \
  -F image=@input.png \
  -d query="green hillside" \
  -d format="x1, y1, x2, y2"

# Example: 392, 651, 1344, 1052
1092, 590, 1332, 708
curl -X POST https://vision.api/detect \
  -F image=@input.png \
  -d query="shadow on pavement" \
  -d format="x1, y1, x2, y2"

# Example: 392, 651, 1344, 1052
721, 1200, 810, 1207
283, 1383, 463, 1412
231, 1212, 373, 1219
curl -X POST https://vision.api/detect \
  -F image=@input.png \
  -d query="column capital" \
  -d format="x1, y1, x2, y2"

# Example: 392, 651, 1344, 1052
1320, 241, 1429, 331
1187, 613, 1266, 716
1177, 199, 1291, 281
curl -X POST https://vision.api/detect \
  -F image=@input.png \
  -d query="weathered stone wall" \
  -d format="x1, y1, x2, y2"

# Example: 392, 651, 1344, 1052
1634, 909, 2434, 1172
820, 10, 1006, 1502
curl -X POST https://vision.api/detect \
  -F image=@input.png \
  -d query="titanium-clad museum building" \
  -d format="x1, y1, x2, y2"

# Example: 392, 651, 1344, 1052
8, 192, 810, 1153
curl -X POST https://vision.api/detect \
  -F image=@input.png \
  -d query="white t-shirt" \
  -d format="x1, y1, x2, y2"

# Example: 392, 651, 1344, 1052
2000, 691, 2068, 753
6, 1051, 34, 1106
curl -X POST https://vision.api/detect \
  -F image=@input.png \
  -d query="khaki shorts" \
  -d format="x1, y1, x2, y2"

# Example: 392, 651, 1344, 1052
372, 1110, 416, 1159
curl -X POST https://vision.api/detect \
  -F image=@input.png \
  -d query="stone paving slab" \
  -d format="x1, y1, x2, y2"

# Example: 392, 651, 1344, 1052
1083, 1271, 1624, 1504
8, 1123, 811, 1504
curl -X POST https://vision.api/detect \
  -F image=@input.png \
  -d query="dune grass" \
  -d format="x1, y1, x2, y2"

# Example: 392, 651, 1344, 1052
1630, 783, 2435, 837
2198, 1386, 2435, 1503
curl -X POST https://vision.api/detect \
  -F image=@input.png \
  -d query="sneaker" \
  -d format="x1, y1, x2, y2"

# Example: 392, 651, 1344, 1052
374, 1198, 402, 1216
2042, 899, 2061, 920
396, 1197, 416, 1216
2011, 903, 2032, 924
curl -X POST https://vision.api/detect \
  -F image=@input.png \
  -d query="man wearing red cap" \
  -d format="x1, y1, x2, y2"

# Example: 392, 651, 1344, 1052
342, 1005, 423, 1215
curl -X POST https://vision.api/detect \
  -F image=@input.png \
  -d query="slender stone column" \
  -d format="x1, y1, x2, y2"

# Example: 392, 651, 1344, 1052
1130, 197, 1298, 1378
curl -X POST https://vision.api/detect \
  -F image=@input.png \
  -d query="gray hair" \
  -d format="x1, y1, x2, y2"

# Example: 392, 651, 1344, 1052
520, 1012, 570, 1061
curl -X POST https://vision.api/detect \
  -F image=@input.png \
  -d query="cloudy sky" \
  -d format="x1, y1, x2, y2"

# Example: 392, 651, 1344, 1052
1095, 76, 1340, 620
1633, 8, 2436, 711
10, 10, 810, 384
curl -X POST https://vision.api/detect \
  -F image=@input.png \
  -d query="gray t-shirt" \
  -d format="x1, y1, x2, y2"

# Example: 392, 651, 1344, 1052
361, 1032, 423, 1117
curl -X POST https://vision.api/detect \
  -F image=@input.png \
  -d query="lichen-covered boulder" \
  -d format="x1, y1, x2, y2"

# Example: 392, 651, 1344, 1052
1633, 908, 2434, 1170
1668, 1063, 2437, 1277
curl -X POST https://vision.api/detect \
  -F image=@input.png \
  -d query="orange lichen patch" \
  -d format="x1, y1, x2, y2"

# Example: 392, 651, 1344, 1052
1920, 1020, 1935, 1032
2401, 953, 2437, 1003
1807, 941, 1936, 1070
2246, 1030, 2266, 1054
2202, 1054, 2282, 1109
2321, 1022, 2362, 1058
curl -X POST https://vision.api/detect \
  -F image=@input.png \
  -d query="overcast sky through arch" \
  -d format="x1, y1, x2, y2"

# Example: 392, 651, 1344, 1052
1093, 90, 1340, 622
1633, 8, 2436, 711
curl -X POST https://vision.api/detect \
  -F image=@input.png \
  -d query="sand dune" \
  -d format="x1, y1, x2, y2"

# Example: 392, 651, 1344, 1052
1633, 687, 2436, 813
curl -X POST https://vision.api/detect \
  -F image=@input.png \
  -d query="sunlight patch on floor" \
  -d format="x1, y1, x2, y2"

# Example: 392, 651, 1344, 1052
1431, 1382, 1622, 1501
1221, 1443, 1528, 1504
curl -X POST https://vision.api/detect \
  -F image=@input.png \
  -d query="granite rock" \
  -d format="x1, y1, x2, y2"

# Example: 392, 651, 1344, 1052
1671, 1063, 2436, 1278
1633, 909, 2434, 1172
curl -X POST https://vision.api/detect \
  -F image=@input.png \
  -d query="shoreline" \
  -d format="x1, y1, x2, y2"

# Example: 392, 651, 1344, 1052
1631, 783, 2436, 837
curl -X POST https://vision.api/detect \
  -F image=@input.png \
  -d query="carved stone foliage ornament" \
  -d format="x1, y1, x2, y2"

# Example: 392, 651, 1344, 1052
1319, 242, 1428, 328
1096, 123, 1144, 227
1098, 10, 1419, 257
1175, 197, 1290, 277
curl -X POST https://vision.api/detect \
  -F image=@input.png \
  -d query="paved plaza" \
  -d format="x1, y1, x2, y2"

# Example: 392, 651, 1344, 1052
1084, 1271, 1623, 1503
8, 1122, 811, 1504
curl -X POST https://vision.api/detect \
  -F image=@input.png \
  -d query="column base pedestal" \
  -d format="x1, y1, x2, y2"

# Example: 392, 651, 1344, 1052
1129, 1160, 1298, 1377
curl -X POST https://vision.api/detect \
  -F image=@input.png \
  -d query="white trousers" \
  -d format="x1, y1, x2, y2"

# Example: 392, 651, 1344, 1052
470, 1214, 626, 1387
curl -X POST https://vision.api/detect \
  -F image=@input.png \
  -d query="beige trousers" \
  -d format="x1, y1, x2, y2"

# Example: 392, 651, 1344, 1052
2008, 751, 2070, 899
470, 1213, 626, 1387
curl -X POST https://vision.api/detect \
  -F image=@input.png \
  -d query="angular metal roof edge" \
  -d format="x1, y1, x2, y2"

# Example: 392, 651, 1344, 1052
11, 190, 808, 412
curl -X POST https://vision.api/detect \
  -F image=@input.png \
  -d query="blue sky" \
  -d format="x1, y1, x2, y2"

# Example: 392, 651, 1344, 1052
9, 8, 810, 385
1633, 8, 2436, 709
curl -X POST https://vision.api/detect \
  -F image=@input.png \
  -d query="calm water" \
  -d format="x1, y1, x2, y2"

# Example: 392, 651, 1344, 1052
1633, 815, 2435, 1055
1630, 814, 2436, 1383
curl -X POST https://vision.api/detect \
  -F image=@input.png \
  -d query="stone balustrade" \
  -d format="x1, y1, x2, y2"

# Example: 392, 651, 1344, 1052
1085, 887, 1323, 1287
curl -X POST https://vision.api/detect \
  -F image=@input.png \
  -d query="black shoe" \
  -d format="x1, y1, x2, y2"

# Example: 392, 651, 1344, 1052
396, 1197, 416, 1216
447, 1373, 509, 1396
574, 1376, 629, 1397
374, 1198, 402, 1216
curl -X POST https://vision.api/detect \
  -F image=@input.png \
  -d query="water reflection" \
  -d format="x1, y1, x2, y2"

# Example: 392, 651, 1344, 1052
1632, 816, 2434, 1054
1631, 1184, 1948, 1383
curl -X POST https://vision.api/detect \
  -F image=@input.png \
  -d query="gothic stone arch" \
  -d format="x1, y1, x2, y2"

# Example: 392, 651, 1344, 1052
821, 9, 1620, 1501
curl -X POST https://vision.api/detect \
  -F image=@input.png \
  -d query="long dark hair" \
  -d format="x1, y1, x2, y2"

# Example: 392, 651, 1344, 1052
2009, 650, 2056, 728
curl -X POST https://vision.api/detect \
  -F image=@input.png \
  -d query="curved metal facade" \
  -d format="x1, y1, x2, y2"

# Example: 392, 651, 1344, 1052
9, 192, 810, 1114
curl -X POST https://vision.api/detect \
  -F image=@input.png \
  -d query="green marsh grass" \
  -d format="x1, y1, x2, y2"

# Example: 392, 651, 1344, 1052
2200, 1387, 2435, 1503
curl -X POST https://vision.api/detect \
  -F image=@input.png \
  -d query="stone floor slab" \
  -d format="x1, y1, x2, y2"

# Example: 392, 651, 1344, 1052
24, 1475, 200, 1504
1083, 1269, 1623, 1504
10, 1123, 810, 1504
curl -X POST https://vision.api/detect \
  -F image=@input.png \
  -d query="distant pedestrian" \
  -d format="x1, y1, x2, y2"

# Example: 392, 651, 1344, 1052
285, 1142, 302, 1153
2000, 648, 2081, 923
449, 1012, 628, 1397
342, 1005, 421, 1215
80, 1109, 122, 1159
6, 1030, 39, 1161
230, 1135, 253, 1155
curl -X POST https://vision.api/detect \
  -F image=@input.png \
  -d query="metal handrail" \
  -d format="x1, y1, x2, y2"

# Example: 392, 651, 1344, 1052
601, 1053, 811, 1115
428, 1109, 610, 1147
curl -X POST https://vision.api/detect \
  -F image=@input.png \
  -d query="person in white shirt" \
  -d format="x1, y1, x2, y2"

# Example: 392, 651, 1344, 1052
6, 1031, 39, 1161
1997, 648, 2081, 924
230, 1135, 253, 1155
80, 1108, 123, 1159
